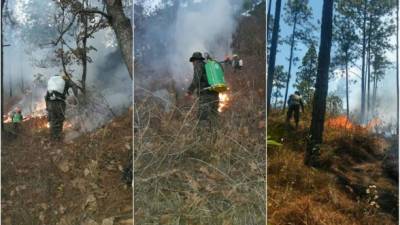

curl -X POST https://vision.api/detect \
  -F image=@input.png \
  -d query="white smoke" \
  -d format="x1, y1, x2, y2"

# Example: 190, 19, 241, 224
168, 0, 240, 86
3, 1, 132, 139
135, 0, 244, 91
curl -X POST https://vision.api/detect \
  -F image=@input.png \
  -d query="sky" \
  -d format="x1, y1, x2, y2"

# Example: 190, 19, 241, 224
268, 0, 398, 124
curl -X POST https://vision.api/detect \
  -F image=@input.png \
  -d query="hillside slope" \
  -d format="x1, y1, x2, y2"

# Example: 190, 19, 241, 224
1, 111, 133, 225
134, 3, 266, 225
267, 111, 398, 225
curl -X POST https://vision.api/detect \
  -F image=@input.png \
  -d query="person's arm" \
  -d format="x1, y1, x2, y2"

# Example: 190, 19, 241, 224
187, 63, 202, 95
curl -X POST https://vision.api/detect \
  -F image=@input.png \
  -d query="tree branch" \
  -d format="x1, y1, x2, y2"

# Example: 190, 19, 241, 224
79, 9, 111, 21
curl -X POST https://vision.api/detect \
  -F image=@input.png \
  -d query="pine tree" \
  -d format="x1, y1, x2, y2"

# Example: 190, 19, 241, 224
332, 5, 359, 118
305, 0, 334, 167
337, 0, 396, 123
267, 0, 282, 113
272, 65, 288, 108
294, 43, 318, 105
282, 0, 315, 111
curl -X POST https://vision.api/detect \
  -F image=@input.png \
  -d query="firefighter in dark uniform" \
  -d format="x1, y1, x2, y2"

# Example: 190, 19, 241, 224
186, 52, 219, 128
286, 91, 304, 129
45, 73, 78, 141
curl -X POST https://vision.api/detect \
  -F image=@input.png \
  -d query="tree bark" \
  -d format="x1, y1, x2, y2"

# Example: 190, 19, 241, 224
345, 58, 349, 118
104, 0, 132, 78
366, 14, 372, 120
397, 0, 399, 135
267, 0, 273, 41
360, 0, 367, 123
81, 0, 88, 93
1, 0, 5, 130
283, 14, 298, 111
305, 0, 334, 166
267, 0, 282, 113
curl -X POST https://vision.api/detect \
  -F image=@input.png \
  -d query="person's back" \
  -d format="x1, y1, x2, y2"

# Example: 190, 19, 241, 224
286, 92, 304, 129
288, 94, 302, 107
45, 73, 74, 141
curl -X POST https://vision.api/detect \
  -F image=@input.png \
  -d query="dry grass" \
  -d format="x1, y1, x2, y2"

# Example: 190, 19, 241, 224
267, 111, 398, 225
134, 84, 266, 225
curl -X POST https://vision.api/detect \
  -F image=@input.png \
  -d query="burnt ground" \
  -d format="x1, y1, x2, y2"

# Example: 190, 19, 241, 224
1, 111, 132, 225
267, 112, 399, 225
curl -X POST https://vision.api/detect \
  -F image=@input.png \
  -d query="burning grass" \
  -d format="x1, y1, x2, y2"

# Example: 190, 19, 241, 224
267, 111, 398, 225
134, 87, 265, 225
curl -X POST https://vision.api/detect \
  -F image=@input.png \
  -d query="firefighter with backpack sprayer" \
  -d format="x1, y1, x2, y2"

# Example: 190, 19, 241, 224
286, 91, 304, 129
186, 52, 227, 128
45, 72, 80, 141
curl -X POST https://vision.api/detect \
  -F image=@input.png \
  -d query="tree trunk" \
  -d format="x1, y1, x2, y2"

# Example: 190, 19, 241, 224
305, 0, 334, 166
274, 91, 279, 108
283, 14, 298, 111
104, 0, 132, 78
345, 59, 349, 118
397, 0, 399, 135
367, 49, 370, 119
82, 0, 88, 93
267, 0, 282, 114
366, 14, 372, 120
360, 0, 367, 123
267, 0, 273, 42
372, 74, 377, 115
1, 0, 5, 130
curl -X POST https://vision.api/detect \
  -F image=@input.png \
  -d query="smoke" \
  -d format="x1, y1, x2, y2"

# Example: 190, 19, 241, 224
135, 0, 244, 91
3, 1, 132, 138
330, 66, 397, 130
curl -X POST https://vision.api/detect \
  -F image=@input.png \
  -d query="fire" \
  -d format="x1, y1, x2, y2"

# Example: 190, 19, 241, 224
326, 116, 354, 129
218, 93, 230, 112
63, 122, 73, 129
326, 115, 383, 132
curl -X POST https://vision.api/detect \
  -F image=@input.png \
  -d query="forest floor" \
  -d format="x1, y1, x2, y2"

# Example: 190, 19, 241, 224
267, 111, 398, 225
1, 110, 133, 225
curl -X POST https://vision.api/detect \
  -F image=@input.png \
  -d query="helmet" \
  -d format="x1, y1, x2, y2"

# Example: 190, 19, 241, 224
189, 52, 205, 62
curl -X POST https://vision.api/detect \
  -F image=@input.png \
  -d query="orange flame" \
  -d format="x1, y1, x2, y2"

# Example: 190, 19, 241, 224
326, 116, 383, 131
218, 93, 230, 112
326, 116, 354, 129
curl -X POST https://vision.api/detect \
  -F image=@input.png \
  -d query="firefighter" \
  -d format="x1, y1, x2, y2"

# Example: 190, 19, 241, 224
11, 107, 23, 133
286, 91, 304, 129
232, 54, 243, 71
45, 72, 78, 141
186, 52, 219, 128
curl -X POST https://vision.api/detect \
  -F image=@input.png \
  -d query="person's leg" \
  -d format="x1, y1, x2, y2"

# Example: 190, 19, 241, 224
286, 106, 293, 123
294, 105, 300, 129
198, 94, 208, 125
53, 101, 66, 141
47, 101, 57, 139
208, 92, 219, 126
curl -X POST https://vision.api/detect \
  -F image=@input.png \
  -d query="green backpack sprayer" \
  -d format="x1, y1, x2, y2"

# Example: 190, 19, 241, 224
204, 59, 228, 92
